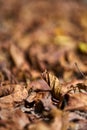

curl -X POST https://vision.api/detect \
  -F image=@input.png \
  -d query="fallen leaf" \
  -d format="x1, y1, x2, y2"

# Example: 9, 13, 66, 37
78, 42, 87, 54
0, 84, 28, 107
64, 93, 87, 110
42, 71, 62, 99
10, 43, 29, 70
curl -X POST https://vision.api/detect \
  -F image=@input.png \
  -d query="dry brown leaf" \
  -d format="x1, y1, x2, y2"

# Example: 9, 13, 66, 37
0, 82, 14, 97
42, 71, 62, 99
26, 89, 52, 113
10, 44, 29, 70
0, 1, 87, 130
64, 93, 87, 110
0, 84, 28, 106
10, 44, 25, 67
0, 109, 29, 128
27, 79, 50, 91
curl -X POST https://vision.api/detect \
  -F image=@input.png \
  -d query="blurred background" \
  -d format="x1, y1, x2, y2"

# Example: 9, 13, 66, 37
0, 0, 87, 45
0, 0, 87, 81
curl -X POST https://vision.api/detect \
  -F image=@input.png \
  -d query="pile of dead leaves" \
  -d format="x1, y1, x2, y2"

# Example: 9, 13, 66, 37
0, 0, 87, 130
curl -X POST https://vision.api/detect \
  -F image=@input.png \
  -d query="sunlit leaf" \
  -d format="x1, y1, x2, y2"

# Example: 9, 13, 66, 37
54, 35, 74, 48
78, 42, 87, 53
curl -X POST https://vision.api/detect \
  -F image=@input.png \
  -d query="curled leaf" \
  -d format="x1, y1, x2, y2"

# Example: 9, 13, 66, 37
42, 71, 61, 99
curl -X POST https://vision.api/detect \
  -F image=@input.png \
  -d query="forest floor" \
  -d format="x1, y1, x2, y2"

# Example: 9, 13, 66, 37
0, 0, 87, 130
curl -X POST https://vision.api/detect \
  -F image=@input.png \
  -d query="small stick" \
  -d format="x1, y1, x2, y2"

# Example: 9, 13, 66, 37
74, 62, 86, 79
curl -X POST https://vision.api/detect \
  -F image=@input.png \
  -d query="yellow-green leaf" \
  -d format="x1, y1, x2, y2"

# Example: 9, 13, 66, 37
78, 42, 87, 53
54, 35, 74, 48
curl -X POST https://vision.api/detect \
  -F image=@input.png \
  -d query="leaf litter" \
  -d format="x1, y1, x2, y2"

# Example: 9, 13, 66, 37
0, 0, 87, 130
